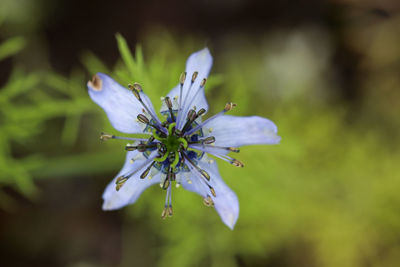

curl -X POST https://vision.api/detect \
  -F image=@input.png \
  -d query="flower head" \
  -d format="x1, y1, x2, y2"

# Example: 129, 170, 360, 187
87, 48, 280, 229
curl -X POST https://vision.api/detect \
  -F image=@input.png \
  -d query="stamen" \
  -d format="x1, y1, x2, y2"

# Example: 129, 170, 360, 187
185, 102, 237, 136
177, 71, 199, 129
161, 205, 168, 219
161, 184, 173, 219
100, 132, 148, 142
190, 143, 240, 153
199, 169, 211, 181
224, 102, 237, 112
212, 153, 245, 168
137, 114, 149, 124
115, 176, 128, 191
200, 78, 207, 88
197, 108, 206, 117
178, 72, 187, 115
231, 159, 244, 167
182, 152, 211, 181
191, 71, 199, 82
202, 136, 215, 144
132, 82, 143, 92
125, 143, 157, 152
162, 176, 170, 190
179, 72, 187, 85
209, 186, 216, 197
137, 114, 167, 137
203, 195, 214, 207
177, 77, 207, 130
100, 133, 113, 141
181, 109, 196, 134
128, 83, 166, 134
168, 205, 173, 217
140, 161, 156, 179
164, 96, 175, 122
125, 144, 136, 151
168, 184, 173, 217
187, 109, 196, 121
123, 153, 158, 179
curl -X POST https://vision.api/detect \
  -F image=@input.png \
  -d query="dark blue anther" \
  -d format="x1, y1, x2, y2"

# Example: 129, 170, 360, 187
191, 134, 199, 142
188, 151, 197, 160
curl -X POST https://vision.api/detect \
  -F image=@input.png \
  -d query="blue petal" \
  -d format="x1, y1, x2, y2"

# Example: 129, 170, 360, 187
88, 73, 156, 134
102, 151, 159, 210
161, 48, 213, 129
181, 156, 239, 229
203, 115, 281, 147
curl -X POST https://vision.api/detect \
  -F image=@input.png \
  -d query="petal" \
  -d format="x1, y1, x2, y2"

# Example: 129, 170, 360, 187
181, 155, 239, 229
102, 151, 159, 210
203, 115, 281, 147
88, 73, 156, 134
161, 48, 213, 128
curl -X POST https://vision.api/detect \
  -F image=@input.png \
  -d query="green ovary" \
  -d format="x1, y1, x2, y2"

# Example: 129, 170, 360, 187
166, 135, 181, 152
153, 122, 187, 166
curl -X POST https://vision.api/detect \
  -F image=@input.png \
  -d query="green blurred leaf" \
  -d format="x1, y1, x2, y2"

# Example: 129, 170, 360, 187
0, 36, 25, 60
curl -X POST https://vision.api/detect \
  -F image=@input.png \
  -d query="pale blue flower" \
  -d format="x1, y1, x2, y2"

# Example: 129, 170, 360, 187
87, 48, 280, 229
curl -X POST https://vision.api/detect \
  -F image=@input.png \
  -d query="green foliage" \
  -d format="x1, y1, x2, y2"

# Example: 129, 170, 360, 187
0, 36, 25, 60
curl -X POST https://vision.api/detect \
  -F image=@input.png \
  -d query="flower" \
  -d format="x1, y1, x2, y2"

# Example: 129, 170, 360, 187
87, 48, 280, 229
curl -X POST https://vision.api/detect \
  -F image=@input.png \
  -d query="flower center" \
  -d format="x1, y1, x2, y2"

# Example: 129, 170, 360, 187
165, 133, 182, 153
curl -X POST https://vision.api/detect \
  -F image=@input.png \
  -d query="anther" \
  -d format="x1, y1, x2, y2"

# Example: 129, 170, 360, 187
210, 186, 216, 197
165, 96, 173, 109
137, 143, 148, 152
115, 176, 128, 191
202, 136, 215, 145
224, 102, 237, 112
181, 109, 197, 134
168, 172, 176, 181
231, 159, 244, 167
100, 132, 114, 141
137, 114, 149, 124
185, 104, 237, 136
200, 78, 207, 88
128, 84, 142, 100
161, 205, 168, 219
191, 71, 198, 83
197, 108, 206, 117
140, 161, 156, 179
125, 144, 137, 151
203, 196, 214, 207
229, 147, 240, 153
165, 96, 175, 121
162, 178, 170, 190
179, 72, 186, 85
167, 205, 173, 217
133, 82, 143, 92
167, 167, 176, 182
187, 109, 196, 121
199, 169, 211, 181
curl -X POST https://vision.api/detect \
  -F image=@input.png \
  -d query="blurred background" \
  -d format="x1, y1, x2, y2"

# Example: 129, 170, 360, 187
0, 0, 400, 266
